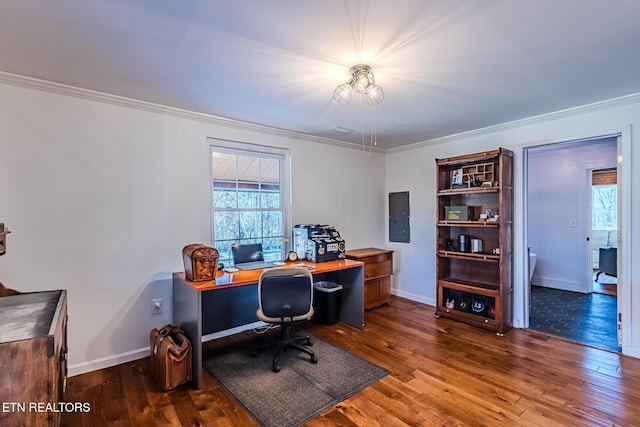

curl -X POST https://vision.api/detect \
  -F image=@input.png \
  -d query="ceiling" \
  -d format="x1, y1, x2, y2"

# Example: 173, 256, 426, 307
1, 0, 640, 150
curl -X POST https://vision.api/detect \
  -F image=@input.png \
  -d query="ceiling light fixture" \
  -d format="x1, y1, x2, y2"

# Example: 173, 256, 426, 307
332, 64, 383, 155
332, 64, 384, 106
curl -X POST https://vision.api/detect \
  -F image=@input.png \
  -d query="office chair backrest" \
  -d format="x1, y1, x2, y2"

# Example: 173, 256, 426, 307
258, 268, 313, 319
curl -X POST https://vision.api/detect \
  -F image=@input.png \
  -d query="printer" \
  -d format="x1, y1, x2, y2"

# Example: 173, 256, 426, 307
293, 224, 346, 263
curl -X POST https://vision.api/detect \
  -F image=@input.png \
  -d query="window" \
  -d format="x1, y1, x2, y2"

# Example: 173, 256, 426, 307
592, 185, 617, 230
592, 168, 617, 231
210, 140, 290, 265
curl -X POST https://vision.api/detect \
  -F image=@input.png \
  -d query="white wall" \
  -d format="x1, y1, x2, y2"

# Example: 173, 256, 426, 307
386, 94, 640, 358
3, 75, 640, 372
0, 79, 386, 375
527, 138, 617, 292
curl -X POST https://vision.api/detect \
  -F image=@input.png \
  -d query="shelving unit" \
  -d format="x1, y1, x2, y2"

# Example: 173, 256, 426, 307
435, 148, 513, 334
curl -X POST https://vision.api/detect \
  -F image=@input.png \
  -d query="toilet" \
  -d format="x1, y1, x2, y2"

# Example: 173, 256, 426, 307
529, 251, 537, 283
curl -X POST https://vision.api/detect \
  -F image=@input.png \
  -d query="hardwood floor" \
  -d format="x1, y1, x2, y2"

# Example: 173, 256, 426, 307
593, 281, 617, 296
63, 296, 640, 426
593, 270, 617, 296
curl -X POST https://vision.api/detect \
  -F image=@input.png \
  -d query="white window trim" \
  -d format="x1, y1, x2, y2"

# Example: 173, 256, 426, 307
208, 137, 292, 257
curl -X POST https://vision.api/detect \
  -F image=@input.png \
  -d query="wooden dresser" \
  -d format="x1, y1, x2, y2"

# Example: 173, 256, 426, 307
0, 290, 68, 427
346, 248, 394, 309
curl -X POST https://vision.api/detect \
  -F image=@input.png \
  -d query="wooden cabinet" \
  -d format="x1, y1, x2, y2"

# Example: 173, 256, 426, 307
435, 148, 513, 334
0, 290, 68, 427
346, 248, 393, 309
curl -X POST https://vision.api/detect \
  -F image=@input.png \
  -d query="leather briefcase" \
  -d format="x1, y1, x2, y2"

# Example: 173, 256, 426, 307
149, 324, 192, 391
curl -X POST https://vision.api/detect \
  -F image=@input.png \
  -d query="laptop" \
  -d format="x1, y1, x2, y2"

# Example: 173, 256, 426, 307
232, 243, 273, 270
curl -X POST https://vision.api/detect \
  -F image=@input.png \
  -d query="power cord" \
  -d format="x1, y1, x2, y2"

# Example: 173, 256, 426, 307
253, 323, 280, 334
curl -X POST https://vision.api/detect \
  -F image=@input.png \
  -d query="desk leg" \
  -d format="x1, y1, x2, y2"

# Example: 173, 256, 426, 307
343, 264, 365, 329
173, 277, 203, 389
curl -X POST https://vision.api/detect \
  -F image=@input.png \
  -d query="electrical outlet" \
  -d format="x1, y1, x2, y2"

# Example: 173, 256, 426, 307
151, 298, 163, 315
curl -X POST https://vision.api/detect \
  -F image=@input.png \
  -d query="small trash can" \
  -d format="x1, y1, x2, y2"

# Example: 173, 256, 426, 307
313, 281, 343, 325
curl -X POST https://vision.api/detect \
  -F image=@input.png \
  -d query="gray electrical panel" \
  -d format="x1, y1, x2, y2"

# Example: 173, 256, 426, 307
389, 191, 410, 243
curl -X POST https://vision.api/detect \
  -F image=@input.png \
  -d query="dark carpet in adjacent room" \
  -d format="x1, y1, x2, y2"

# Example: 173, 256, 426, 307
529, 285, 620, 352
204, 334, 389, 427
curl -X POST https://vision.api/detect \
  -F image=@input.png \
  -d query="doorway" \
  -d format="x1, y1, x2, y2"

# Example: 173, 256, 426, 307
591, 168, 617, 295
525, 137, 620, 352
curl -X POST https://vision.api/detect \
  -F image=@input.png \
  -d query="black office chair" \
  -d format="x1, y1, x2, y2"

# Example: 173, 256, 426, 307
251, 267, 319, 373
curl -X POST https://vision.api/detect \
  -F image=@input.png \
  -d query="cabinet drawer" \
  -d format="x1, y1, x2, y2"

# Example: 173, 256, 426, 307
359, 253, 392, 264
364, 259, 392, 279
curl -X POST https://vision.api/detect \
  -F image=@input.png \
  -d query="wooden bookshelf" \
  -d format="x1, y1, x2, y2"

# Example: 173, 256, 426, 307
435, 148, 513, 334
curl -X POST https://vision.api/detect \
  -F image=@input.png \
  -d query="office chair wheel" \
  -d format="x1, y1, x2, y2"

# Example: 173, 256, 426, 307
304, 338, 313, 346
311, 354, 319, 364
272, 365, 281, 373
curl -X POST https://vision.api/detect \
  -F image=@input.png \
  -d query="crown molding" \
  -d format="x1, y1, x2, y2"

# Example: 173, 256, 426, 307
387, 91, 640, 153
0, 71, 385, 154
7, 69, 634, 156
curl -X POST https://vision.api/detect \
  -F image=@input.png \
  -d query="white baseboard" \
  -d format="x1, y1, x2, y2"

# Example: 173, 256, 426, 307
623, 345, 640, 358
531, 275, 584, 293
68, 347, 150, 377
391, 289, 435, 306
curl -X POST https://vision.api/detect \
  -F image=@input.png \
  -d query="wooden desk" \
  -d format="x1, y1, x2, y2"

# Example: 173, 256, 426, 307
173, 259, 365, 388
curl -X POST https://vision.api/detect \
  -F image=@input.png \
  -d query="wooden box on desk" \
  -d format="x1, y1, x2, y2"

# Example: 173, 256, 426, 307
0, 290, 68, 427
182, 244, 219, 282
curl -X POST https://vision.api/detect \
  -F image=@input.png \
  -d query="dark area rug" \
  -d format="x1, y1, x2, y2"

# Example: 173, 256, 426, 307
204, 334, 389, 427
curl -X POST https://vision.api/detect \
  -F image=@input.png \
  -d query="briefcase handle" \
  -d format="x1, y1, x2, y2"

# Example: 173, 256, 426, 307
159, 324, 186, 336
154, 325, 182, 356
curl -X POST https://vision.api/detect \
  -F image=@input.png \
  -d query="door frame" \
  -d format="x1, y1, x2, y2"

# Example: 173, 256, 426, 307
587, 170, 594, 294
520, 128, 631, 353
588, 165, 619, 295
617, 133, 630, 348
